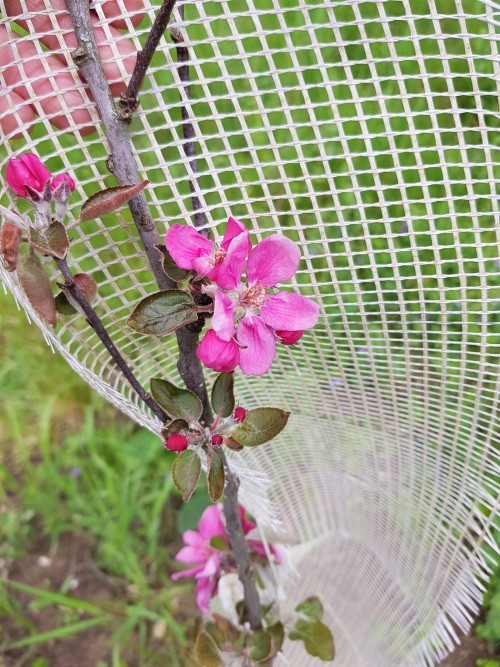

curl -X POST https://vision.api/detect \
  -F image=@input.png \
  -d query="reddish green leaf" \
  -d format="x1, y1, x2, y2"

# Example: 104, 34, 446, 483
172, 450, 201, 502
1, 221, 22, 272
205, 615, 243, 652
211, 372, 235, 418
150, 378, 203, 422
74, 273, 98, 304
232, 408, 290, 447
207, 449, 225, 502
128, 290, 197, 336
55, 292, 77, 315
155, 244, 189, 282
267, 621, 285, 656
194, 631, 222, 667
223, 437, 244, 452
289, 618, 335, 661
17, 248, 56, 328
29, 220, 69, 259
80, 181, 149, 221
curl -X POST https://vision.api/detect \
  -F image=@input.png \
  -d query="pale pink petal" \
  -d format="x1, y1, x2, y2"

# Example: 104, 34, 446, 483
171, 564, 204, 581
165, 224, 214, 273
195, 577, 217, 615
197, 553, 221, 578
197, 330, 240, 373
216, 232, 251, 290
260, 292, 319, 331
237, 316, 276, 376
246, 235, 301, 287
221, 217, 251, 251
175, 546, 204, 564
198, 504, 225, 539
213, 291, 236, 341
183, 530, 203, 547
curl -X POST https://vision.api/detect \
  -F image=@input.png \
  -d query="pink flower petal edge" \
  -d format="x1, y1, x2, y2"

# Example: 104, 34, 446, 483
238, 315, 276, 377
165, 224, 214, 273
246, 234, 301, 287
260, 291, 319, 331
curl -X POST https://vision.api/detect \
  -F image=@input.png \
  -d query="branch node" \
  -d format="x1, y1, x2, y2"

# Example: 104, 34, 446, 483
140, 214, 156, 233
71, 46, 89, 66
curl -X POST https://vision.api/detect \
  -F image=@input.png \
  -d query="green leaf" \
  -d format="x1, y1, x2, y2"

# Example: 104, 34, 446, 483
128, 290, 197, 336
55, 292, 77, 315
160, 419, 189, 440
5, 616, 111, 650
207, 449, 225, 502
205, 615, 242, 651
29, 220, 70, 259
172, 450, 201, 502
211, 372, 235, 418
267, 621, 285, 656
195, 631, 222, 667
4, 579, 106, 616
155, 244, 189, 282
209, 535, 229, 552
232, 408, 290, 447
17, 247, 57, 328
248, 629, 273, 662
295, 596, 324, 620
80, 181, 149, 221
288, 618, 335, 661
150, 378, 203, 422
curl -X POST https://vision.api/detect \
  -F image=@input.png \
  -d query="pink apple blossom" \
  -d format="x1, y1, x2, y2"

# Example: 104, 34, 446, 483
165, 217, 251, 287
6, 153, 52, 197
171, 504, 280, 614
201, 233, 318, 376
51, 173, 76, 194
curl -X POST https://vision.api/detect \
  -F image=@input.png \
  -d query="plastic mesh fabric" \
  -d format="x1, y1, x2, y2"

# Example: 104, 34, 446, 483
1, 1, 499, 665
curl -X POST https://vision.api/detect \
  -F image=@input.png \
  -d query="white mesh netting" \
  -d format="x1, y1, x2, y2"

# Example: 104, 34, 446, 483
1, 0, 499, 665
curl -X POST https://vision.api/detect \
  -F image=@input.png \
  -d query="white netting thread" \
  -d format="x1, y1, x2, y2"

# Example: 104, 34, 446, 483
1, 1, 499, 665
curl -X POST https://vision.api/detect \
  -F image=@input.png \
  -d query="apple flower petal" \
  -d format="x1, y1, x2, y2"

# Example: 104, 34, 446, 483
246, 234, 301, 287
260, 291, 319, 331
213, 291, 237, 341
165, 224, 214, 273
237, 315, 276, 376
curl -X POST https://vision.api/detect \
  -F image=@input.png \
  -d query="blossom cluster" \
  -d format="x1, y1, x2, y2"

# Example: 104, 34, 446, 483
166, 219, 319, 376
172, 504, 280, 614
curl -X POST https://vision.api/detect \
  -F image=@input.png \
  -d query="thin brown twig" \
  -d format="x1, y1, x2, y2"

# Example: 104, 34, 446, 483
119, 0, 178, 117
54, 256, 169, 424
64, 0, 211, 425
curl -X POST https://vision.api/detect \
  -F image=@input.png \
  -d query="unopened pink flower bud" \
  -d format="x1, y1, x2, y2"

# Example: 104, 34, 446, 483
51, 174, 75, 194
233, 407, 247, 422
276, 329, 304, 345
6, 154, 52, 198
164, 434, 189, 452
211, 434, 223, 447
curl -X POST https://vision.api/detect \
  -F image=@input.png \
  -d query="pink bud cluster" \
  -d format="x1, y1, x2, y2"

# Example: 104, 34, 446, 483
6, 153, 75, 230
163, 406, 248, 453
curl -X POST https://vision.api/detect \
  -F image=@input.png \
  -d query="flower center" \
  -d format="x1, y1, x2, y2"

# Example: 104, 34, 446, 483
240, 285, 267, 308
214, 247, 226, 265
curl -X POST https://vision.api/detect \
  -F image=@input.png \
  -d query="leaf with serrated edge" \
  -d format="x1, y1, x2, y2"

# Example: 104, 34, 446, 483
17, 248, 57, 328
295, 596, 324, 620
80, 181, 149, 221
207, 449, 225, 502
155, 244, 189, 282
232, 408, 290, 447
150, 378, 203, 422
248, 630, 273, 662
29, 221, 69, 259
128, 290, 197, 336
195, 631, 222, 667
172, 451, 201, 503
288, 618, 335, 661
211, 373, 235, 418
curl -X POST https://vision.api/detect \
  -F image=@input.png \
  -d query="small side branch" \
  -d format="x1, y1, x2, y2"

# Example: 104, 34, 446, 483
220, 450, 263, 631
120, 0, 178, 116
55, 257, 169, 424
171, 3, 206, 231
